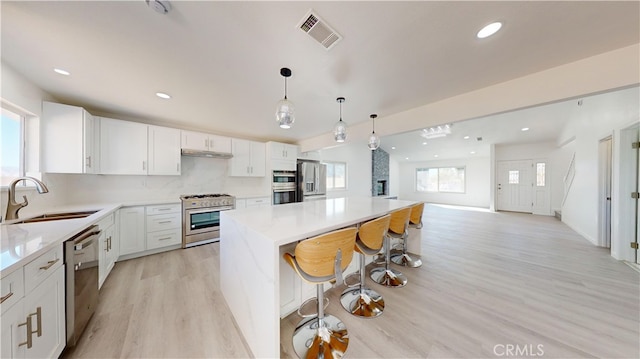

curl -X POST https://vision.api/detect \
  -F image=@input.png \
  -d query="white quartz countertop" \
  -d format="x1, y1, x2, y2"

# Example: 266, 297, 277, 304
0, 203, 120, 276
221, 196, 417, 246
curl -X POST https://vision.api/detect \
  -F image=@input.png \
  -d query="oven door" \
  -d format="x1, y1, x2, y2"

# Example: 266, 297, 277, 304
273, 184, 296, 205
185, 207, 232, 236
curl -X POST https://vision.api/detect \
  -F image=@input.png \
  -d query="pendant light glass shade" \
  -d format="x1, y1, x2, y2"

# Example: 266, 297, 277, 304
333, 97, 347, 143
368, 114, 380, 150
276, 68, 294, 129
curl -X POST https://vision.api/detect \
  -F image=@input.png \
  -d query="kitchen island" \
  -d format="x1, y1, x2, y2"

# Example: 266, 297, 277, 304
220, 196, 417, 358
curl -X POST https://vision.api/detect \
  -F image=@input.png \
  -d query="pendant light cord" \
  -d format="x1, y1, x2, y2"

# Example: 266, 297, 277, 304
284, 77, 288, 100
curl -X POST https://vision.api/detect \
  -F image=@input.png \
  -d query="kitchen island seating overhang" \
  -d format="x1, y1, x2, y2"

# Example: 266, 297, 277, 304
219, 196, 419, 358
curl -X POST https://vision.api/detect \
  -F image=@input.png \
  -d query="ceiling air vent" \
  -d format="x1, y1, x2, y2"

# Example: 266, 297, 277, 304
298, 10, 342, 50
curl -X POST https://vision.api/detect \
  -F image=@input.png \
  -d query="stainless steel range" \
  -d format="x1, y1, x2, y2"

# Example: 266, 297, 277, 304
180, 194, 235, 248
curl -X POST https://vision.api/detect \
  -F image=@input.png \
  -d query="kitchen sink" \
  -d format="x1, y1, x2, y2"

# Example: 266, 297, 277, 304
9, 210, 99, 224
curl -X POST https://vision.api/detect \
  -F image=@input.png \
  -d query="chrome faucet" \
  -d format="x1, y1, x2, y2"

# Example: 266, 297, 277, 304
4, 176, 49, 221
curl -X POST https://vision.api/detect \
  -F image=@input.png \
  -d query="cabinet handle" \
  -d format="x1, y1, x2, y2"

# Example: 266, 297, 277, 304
157, 207, 172, 211
158, 220, 172, 224
205, 139, 209, 148
32, 307, 42, 337
108, 236, 112, 251
18, 316, 33, 348
158, 237, 172, 241
105, 238, 109, 251
86, 156, 92, 168
142, 161, 146, 171
39, 258, 59, 271
0, 290, 13, 304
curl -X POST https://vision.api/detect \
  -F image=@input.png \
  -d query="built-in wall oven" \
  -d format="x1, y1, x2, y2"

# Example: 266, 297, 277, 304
181, 194, 235, 248
272, 170, 296, 205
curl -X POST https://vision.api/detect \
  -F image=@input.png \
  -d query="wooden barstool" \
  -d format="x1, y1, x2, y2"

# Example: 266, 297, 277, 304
340, 214, 390, 317
391, 202, 424, 267
283, 227, 357, 359
370, 208, 409, 287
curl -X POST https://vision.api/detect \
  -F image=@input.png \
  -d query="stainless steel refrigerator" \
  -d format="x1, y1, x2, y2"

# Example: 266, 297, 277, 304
296, 160, 327, 201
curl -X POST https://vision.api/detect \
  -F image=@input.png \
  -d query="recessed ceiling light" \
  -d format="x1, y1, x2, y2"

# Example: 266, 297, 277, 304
54, 68, 70, 76
422, 142, 427, 145
434, 154, 439, 158
405, 157, 409, 160
521, 127, 530, 131
470, 151, 476, 154
463, 135, 470, 140
477, 22, 502, 39
391, 146, 396, 150
156, 92, 171, 99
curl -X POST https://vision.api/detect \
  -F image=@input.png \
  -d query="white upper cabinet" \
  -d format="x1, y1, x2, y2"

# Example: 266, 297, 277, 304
99, 117, 148, 175
181, 130, 232, 154
268, 142, 298, 162
148, 125, 181, 175
41, 101, 97, 174
267, 141, 298, 171
229, 139, 265, 177
99, 118, 181, 176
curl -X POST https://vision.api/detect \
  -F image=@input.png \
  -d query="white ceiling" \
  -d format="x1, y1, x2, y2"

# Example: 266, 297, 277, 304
2, 1, 639, 149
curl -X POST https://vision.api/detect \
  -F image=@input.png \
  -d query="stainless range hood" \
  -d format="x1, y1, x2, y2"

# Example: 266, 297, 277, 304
181, 149, 233, 159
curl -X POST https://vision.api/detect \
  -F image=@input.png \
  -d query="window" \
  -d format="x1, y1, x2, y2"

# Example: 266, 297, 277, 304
536, 163, 546, 186
1, 107, 24, 186
508, 170, 519, 184
416, 166, 465, 193
325, 162, 346, 190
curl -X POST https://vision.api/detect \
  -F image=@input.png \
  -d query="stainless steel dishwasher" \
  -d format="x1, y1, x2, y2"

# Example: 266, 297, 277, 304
64, 225, 100, 347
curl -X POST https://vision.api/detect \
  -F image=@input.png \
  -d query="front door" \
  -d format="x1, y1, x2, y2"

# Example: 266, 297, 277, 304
497, 160, 533, 213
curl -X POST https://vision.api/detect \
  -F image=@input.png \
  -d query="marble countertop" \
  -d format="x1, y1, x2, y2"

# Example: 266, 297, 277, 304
0, 198, 180, 277
222, 196, 417, 246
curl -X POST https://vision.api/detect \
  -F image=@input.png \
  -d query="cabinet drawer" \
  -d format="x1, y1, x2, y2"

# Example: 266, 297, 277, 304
146, 213, 181, 232
24, 245, 63, 293
0, 267, 24, 314
96, 212, 115, 229
146, 229, 181, 250
146, 204, 180, 215
246, 197, 270, 207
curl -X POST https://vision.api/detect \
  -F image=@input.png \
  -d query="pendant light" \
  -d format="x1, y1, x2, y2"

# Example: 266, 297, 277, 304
275, 67, 295, 129
333, 97, 347, 143
368, 114, 380, 150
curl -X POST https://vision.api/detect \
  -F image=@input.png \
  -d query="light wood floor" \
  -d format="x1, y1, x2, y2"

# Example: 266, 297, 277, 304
64, 204, 640, 358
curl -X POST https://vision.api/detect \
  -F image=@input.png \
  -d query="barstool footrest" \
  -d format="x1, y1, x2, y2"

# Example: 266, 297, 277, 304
298, 296, 330, 318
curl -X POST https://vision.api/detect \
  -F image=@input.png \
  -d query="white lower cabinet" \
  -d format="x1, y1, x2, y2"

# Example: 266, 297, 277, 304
235, 196, 271, 209
1, 249, 65, 359
119, 204, 181, 259
98, 212, 119, 289
118, 206, 146, 256
145, 205, 181, 250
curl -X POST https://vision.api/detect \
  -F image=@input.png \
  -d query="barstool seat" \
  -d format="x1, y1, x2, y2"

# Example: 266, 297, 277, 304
283, 227, 357, 359
340, 214, 390, 317
370, 207, 409, 288
390, 202, 424, 268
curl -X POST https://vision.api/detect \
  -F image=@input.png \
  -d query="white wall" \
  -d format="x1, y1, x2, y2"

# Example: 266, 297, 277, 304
389, 157, 400, 198
558, 86, 639, 261
398, 156, 490, 208
319, 142, 372, 199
